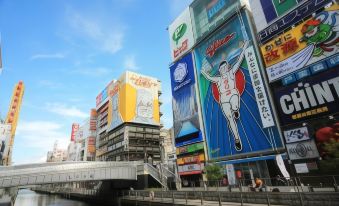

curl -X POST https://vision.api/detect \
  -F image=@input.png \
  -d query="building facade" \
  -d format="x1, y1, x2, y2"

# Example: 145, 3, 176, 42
96, 71, 163, 163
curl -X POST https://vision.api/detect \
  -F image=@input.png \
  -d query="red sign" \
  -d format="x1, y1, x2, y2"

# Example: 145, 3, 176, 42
206, 33, 235, 57
70, 123, 79, 142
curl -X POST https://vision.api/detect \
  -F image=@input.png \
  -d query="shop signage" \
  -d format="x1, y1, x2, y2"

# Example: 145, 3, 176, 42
260, 2, 338, 82
176, 142, 204, 155
177, 153, 205, 165
226, 164, 236, 185
178, 163, 205, 175
169, 8, 195, 61
283, 127, 309, 143
294, 163, 309, 173
274, 69, 339, 125
286, 140, 319, 160
258, 0, 333, 44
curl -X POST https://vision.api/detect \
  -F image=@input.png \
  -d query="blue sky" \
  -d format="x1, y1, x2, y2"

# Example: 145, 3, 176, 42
0, 0, 192, 165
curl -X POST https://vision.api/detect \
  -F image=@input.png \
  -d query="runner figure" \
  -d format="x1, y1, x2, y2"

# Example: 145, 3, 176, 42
201, 40, 249, 151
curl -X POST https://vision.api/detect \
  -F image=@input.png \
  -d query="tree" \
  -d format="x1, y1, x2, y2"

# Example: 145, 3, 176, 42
204, 163, 223, 181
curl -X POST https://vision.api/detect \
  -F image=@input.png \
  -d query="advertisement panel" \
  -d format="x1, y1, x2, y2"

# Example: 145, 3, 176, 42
87, 137, 96, 154
258, 0, 333, 44
194, 9, 282, 159
0, 124, 11, 161
107, 71, 160, 132
286, 139, 319, 160
273, 68, 339, 126
96, 80, 115, 108
169, 8, 195, 61
178, 163, 205, 175
176, 142, 204, 155
89, 109, 97, 131
177, 153, 205, 165
225, 164, 236, 185
70, 123, 79, 142
190, 0, 240, 41
170, 53, 203, 147
283, 127, 310, 143
260, 3, 339, 82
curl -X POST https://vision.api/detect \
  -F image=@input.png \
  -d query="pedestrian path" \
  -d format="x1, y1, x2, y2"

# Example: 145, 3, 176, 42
122, 196, 285, 206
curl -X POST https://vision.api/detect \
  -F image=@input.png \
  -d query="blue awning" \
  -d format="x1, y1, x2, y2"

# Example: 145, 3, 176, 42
217, 153, 288, 165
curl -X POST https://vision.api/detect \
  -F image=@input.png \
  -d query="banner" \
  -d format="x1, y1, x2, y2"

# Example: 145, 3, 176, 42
274, 68, 339, 125
260, 3, 339, 82
283, 127, 310, 143
169, 8, 195, 61
226, 164, 236, 185
70, 123, 79, 142
170, 53, 203, 147
194, 9, 282, 159
286, 139, 319, 160
275, 154, 290, 179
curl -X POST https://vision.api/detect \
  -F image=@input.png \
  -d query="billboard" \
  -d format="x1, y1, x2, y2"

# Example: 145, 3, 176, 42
258, 0, 333, 44
176, 142, 204, 155
89, 109, 97, 131
194, 9, 283, 160
177, 153, 205, 165
0, 124, 11, 161
273, 68, 339, 126
286, 139, 319, 160
283, 127, 310, 143
170, 53, 203, 147
190, 0, 240, 42
169, 7, 195, 61
107, 71, 160, 131
260, 3, 339, 82
96, 80, 115, 108
70, 123, 79, 142
87, 137, 96, 154
178, 163, 205, 175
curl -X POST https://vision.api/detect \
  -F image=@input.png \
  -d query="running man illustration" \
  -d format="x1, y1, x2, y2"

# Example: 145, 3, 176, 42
201, 40, 249, 151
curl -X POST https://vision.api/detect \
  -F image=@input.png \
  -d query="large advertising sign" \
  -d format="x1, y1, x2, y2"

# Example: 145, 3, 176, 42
194, 9, 283, 159
258, 0, 333, 44
169, 8, 195, 61
107, 71, 160, 131
260, 3, 339, 82
286, 139, 319, 160
273, 68, 339, 126
177, 153, 205, 165
170, 53, 203, 147
176, 142, 204, 155
70, 123, 79, 142
178, 163, 205, 175
190, 0, 240, 42
96, 80, 115, 108
0, 124, 11, 161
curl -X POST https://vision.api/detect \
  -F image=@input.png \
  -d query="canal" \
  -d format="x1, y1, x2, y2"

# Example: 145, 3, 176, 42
14, 189, 95, 206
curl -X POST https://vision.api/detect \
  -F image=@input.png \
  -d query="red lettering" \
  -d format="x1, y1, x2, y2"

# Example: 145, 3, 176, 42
206, 33, 235, 57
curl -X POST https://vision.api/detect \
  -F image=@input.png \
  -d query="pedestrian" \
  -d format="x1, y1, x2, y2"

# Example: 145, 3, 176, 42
249, 177, 264, 192
149, 190, 154, 200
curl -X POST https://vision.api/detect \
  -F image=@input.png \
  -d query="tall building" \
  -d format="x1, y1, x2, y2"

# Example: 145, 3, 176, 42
46, 141, 67, 162
96, 71, 163, 163
248, 0, 339, 175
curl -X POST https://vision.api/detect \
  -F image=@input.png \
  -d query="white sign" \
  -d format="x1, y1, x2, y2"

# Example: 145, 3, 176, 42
286, 140, 319, 160
245, 46, 275, 128
173, 63, 188, 83
169, 7, 195, 61
178, 163, 204, 173
275, 154, 290, 179
294, 163, 309, 173
284, 127, 310, 143
226, 164, 236, 185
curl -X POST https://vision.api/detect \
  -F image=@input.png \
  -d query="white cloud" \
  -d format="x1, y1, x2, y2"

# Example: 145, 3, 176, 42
38, 80, 62, 89
15, 121, 69, 150
30, 53, 66, 60
72, 67, 113, 77
124, 55, 139, 71
46, 102, 88, 118
67, 9, 124, 54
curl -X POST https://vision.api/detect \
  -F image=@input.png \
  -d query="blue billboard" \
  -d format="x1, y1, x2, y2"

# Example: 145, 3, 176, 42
194, 9, 283, 159
170, 53, 203, 147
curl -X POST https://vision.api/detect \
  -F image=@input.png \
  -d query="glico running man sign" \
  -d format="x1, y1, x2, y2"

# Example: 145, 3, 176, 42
194, 9, 283, 160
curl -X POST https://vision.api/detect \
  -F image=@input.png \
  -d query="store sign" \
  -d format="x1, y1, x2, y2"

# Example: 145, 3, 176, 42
226, 164, 236, 185
177, 153, 205, 165
294, 163, 309, 173
190, 0, 240, 41
258, 0, 333, 44
274, 69, 339, 125
169, 8, 195, 61
70, 123, 79, 142
176, 142, 204, 155
286, 140, 319, 160
245, 46, 275, 128
260, 3, 339, 82
284, 127, 310, 143
178, 163, 204, 175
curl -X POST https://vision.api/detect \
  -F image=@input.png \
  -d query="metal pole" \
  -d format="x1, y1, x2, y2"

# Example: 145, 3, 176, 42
218, 191, 222, 206
172, 191, 174, 204
239, 181, 243, 206
200, 191, 204, 205
185, 192, 188, 205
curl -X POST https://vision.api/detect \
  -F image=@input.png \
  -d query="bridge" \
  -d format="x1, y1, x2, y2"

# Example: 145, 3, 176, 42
0, 161, 175, 188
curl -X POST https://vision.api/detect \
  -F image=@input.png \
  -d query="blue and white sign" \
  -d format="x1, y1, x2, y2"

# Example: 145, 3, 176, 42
170, 53, 203, 147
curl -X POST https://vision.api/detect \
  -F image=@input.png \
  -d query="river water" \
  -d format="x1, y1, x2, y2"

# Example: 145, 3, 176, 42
14, 189, 95, 206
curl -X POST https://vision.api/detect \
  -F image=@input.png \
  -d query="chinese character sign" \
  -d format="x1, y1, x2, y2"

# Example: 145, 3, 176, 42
194, 9, 282, 159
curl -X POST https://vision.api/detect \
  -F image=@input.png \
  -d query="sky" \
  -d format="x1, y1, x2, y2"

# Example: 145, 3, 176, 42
0, 0, 192, 165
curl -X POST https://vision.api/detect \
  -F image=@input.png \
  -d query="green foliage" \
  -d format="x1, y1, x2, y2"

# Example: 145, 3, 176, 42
323, 139, 339, 158
205, 163, 223, 181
